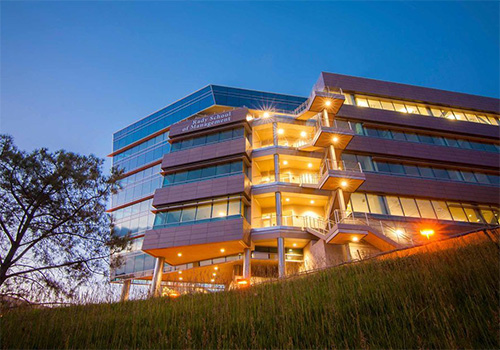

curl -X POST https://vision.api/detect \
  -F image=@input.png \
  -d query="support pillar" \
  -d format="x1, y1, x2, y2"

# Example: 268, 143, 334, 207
120, 280, 131, 302
243, 248, 251, 279
322, 109, 330, 127
149, 257, 165, 298
328, 144, 347, 218
272, 122, 278, 146
275, 191, 282, 226
274, 153, 280, 183
277, 237, 286, 278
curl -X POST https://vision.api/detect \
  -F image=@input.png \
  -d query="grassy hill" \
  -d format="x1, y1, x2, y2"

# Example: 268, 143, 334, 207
2, 236, 499, 349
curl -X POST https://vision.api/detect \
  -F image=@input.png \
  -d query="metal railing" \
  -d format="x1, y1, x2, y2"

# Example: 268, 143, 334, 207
319, 159, 363, 176
293, 87, 344, 116
253, 214, 329, 231
279, 172, 320, 185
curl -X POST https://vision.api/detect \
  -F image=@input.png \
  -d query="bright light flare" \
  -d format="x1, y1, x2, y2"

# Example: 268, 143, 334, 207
420, 229, 435, 239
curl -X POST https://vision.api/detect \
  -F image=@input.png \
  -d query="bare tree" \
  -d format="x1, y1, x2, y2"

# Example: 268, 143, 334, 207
0, 134, 127, 305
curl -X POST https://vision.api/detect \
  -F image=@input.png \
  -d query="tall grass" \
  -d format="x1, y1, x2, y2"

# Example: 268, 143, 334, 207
2, 239, 499, 349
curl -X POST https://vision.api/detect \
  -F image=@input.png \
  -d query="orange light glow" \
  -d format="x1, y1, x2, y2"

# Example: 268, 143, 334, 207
263, 112, 270, 118
169, 291, 180, 298
237, 278, 249, 287
352, 237, 359, 242
332, 136, 339, 143
420, 229, 435, 239
341, 181, 347, 187
220, 248, 225, 253
177, 253, 182, 257
325, 100, 332, 106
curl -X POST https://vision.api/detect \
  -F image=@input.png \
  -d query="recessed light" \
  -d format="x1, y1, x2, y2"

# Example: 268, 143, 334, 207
293, 243, 297, 247
285, 198, 290, 202
310, 200, 315, 204
283, 160, 288, 165
263, 112, 270, 118
307, 163, 313, 168
211, 279, 215, 282
278, 129, 284, 135
213, 273, 217, 276
300, 131, 307, 137
332, 136, 339, 142
220, 248, 225, 253
214, 266, 218, 270
325, 100, 332, 106
179, 277, 183, 281
177, 253, 182, 257
352, 237, 359, 242
178, 271, 182, 274
341, 181, 347, 187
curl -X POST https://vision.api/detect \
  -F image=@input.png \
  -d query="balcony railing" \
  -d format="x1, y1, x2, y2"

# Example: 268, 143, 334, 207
320, 159, 363, 176
293, 87, 344, 116
253, 214, 328, 231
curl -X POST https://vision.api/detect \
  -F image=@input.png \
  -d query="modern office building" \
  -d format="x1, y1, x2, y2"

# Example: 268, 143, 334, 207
109, 73, 500, 299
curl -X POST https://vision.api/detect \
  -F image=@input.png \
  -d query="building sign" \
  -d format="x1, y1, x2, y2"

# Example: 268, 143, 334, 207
170, 108, 248, 137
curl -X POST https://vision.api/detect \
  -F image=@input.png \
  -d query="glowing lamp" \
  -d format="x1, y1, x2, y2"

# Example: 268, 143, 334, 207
292, 243, 297, 247
179, 277, 183, 281
169, 292, 180, 298
352, 237, 359, 242
178, 271, 182, 274
332, 136, 339, 143
325, 100, 332, 106
341, 181, 347, 187
278, 129, 284, 135
300, 131, 307, 137
220, 248, 225, 253
246, 115, 253, 121
211, 279, 215, 282
310, 200, 315, 204
283, 160, 288, 165
285, 198, 290, 202
307, 163, 313, 168
263, 112, 270, 118
420, 229, 435, 239
177, 253, 182, 257
214, 266, 218, 270
237, 279, 249, 287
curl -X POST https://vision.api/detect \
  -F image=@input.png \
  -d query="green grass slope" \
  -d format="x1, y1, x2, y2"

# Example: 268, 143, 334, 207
2, 241, 499, 349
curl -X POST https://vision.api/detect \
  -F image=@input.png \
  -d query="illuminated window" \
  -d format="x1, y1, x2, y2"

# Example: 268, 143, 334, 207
366, 194, 387, 215
368, 99, 382, 109
415, 199, 437, 219
447, 203, 468, 222
351, 193, 369, 212
399, 198, 420, 218
386, 196, 404, 216
380, 100, 395, 111
431, 201, 452, 221
356, 97, 369, 107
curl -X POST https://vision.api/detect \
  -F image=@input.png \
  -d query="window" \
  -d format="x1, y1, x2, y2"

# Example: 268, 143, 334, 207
480, 209, 498, 224
166, 210, 182, 223
365, 127, 380, 137
392, 131, 406, 141
228, 199, 241, 216
393, 103, 407, 113
202, 166, 216, 178
386, 196, 404, 216
418, 135, 435, 144
366, 194, 387, 215
389, 163, 405, 174
445, 138, 459, 147
447, 203, 468, 222
368, 99, 382, 108
181, 207, 196, 222
418, 167, 435, 178
375, 161, 391, 173
378, 129, 392, 139
463, 207, 483, 223
473, 172, 490, 184
405, 133, 419, 142
351, 193, 369, 212
400, 198, 420, 217
357, 155, 374, 171
403, 165, 420, 176
356, 97, 369, 107
380, 100, 395, 110
415, 199, 436, 219
461, 171, 477, 183
192, 135, 206, 146
196, 204, 212, 220
447, 170, 463, 181
432, 168, 450, 180
187, 169, 201, 181
231, 161, 243, 173
212, 201, 228, 217
432, 201, 452, 221
216, 163, 231, 175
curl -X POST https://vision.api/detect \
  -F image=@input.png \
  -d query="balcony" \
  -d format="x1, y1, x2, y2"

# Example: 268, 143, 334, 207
294, 87, 346, 120
317, 159, 366, 192
298, 116, 355, 152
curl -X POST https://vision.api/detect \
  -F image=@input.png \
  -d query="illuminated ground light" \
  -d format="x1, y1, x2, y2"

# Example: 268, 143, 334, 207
237, 279, 249, 287
420, 229, 435, 239
169, 291, 180, 298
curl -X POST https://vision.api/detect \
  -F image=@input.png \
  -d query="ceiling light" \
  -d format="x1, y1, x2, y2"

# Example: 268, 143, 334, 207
395, 229, 403, 236
213, 273, 217, 276
177, 253, 182, 257
285, 198, 290, 202
341, 181, 347, 187
283, 160, 288, 165
214, 266, 218, 270
352, 237, 359, 242
220, 248, 225, 253
310, 200, 315, 204
278, 128, 284, 135
292, 243, 297, 247
307, 163, 313, 168
218, 211, 225, 217
300, 131, 307, 137
178, 271, 182, 274
325, 100, 332, 106
211, 279, 215, 282
179, 277, 183, 281
246, 115, 253, 121
332, 136, 339, 142
420, 229, 435, 239
263, 112, 270, 118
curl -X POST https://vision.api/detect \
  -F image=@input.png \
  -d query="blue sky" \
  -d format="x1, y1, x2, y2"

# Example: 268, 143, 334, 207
1, 1, 498, 170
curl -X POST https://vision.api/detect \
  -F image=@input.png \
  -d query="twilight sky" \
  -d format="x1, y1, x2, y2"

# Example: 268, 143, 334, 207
1, 1, 498, 171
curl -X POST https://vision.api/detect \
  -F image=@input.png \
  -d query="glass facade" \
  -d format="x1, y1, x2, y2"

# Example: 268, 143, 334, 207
171, 127, 245, 152
349, 192, 499, 224
345, 120, 499, 153
163, 160, 246, 187
350, 93, 499, 126
342, 153, 500, 186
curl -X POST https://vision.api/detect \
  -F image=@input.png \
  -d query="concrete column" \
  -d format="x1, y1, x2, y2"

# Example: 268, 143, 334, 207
243, 248, 251, 279
149, 257, 165, 298
272, 122, 278, 146
277, 237, 286, 278
343, 244, 352, 262
273, 153, 280, 183
275, 191, 282, 226
328, 129, 347, 219
322, 109, 330, 127
120, 280, 131, 302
